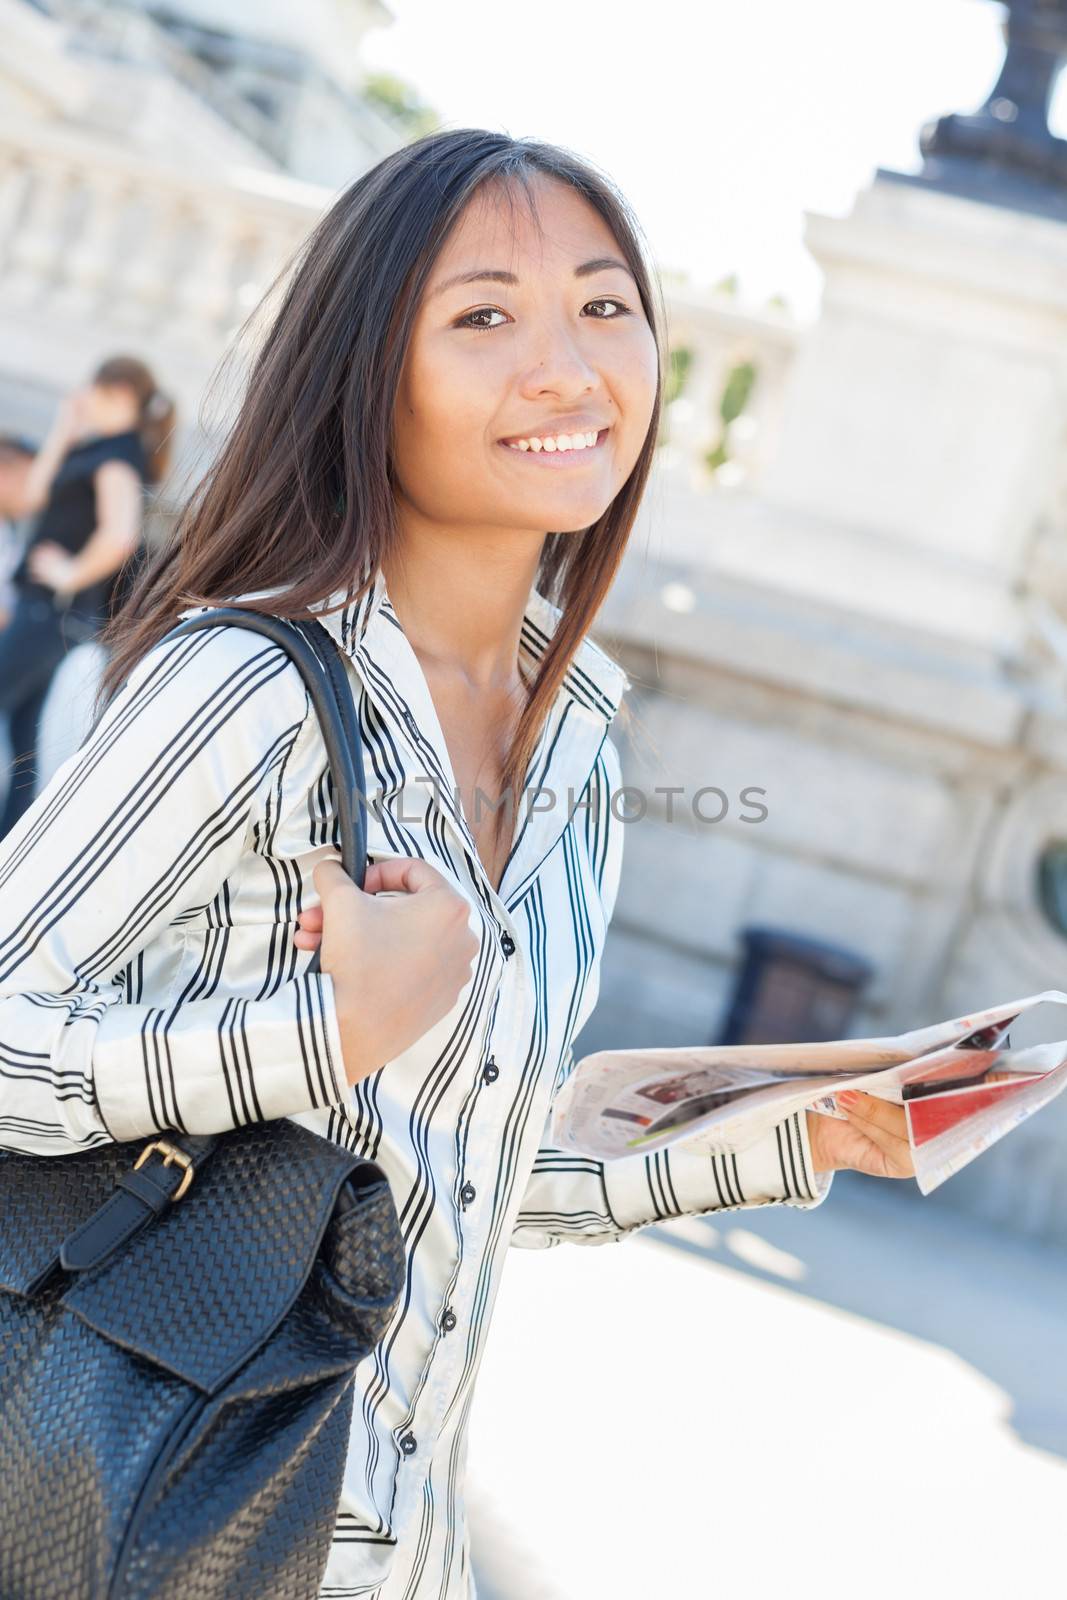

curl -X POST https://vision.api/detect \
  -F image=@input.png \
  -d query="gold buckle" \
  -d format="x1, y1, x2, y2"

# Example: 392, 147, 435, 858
133, 1139, 195, 1201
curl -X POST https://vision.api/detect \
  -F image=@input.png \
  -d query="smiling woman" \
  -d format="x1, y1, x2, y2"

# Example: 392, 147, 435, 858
0, 127, 908, 1600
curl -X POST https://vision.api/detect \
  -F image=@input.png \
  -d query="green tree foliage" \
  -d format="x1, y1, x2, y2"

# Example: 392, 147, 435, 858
705, 358, 757, 474
665, 345, 693, 409
657, 345, 694, 450
363, 73, 441, 139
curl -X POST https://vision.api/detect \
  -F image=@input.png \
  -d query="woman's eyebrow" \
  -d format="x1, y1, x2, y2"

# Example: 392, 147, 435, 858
431, 256, 636, 298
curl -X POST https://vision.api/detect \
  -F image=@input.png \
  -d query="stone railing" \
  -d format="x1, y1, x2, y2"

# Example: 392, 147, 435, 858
0, 117, 805, 490
657, 282, 804, 494
0, 118, 329, 417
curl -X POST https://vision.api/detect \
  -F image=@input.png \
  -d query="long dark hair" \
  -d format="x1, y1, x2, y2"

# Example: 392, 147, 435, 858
92, 355, 176, 486
97, 128, 667, 847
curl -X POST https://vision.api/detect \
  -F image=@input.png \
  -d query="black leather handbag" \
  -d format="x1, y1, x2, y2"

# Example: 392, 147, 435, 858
0, 609, 405, 1600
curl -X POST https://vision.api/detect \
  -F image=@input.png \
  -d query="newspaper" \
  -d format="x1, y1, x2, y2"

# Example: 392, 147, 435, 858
549, 991, 1067, 1194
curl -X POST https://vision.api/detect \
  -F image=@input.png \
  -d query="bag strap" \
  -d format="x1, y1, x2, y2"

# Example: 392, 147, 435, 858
59, 607, 369, 1278
167, 609, 368, 894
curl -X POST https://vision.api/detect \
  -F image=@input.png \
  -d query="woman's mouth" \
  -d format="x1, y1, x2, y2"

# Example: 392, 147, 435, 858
497, 427, 610, 465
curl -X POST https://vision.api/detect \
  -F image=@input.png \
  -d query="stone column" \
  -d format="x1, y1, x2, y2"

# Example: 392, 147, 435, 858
755, 173, 1067, 657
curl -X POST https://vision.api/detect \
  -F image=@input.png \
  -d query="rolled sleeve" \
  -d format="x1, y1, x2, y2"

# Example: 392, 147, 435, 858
603, 1109, 832, 1232
512, 1110, 831, 1250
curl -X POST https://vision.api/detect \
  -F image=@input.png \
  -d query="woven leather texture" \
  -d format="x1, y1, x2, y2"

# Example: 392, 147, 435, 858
0, 1122, 405, 1599
62, 1122, 378, 1393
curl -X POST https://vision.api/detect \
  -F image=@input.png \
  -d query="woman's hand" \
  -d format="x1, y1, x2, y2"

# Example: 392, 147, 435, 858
806, 1091, 915, 1179
17, 388, 94, 519
54, 388, 92, 447
27, 542, 79, 594
294, 855, 480, 1087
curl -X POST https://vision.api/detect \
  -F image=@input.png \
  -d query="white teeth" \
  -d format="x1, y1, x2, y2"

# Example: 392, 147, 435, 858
506, 429, 600, 453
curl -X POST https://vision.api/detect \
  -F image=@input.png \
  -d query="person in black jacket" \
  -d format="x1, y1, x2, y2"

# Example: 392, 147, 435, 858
0, 355, 175, 839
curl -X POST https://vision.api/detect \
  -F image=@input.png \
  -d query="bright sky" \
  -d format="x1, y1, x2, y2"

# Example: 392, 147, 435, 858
363, 0, 1067, 319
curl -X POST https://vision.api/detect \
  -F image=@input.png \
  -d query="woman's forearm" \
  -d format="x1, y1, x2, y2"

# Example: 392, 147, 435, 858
20, 415, 76, 515
58, 526, 139, 595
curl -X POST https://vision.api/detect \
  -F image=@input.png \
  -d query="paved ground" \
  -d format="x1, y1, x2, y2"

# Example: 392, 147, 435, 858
467, 1175, 1067, 1600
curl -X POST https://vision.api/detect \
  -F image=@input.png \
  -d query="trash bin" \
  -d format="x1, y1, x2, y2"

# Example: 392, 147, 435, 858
715, 926, 874, 1046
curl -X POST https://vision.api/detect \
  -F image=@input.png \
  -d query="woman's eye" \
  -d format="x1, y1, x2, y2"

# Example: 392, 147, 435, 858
454, 297, 632, 332
456, 306, 509, 331
584, 297, 631, 319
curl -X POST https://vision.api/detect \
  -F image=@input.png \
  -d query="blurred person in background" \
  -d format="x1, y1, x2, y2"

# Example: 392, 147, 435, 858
0, 435, 35, 797
0, 356, 174, 839
0, 434, 35, 629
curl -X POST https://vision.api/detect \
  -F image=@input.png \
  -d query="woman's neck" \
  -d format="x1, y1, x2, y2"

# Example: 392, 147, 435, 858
89, 422, 138, 437
381, 530, 543, 696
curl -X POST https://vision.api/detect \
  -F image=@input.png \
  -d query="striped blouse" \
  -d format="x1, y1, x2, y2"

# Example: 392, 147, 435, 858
0, 566, 829, 1598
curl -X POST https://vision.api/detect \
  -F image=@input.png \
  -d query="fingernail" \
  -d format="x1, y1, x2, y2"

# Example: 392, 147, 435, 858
837, 1090, 861, 1106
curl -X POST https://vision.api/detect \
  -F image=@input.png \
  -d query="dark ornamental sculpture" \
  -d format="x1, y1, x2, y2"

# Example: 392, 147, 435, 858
883, 0, 1067, 218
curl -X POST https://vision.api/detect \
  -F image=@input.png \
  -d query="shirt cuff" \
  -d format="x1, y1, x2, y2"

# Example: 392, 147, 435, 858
603, 1109, 833, 1231
93, 969, 350, 1142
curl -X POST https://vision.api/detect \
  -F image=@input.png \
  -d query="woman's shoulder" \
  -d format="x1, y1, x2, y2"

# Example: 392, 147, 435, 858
120, 609, 315, 745
83, 428, 147, 479
83, 615, 320, 826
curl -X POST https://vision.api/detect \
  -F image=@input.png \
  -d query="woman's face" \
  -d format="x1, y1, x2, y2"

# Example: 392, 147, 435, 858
83, 382, 140, 435
392, 175, 659, 542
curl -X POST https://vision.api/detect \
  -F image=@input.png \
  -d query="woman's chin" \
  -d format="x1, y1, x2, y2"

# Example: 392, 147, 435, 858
499, 483, 616, 529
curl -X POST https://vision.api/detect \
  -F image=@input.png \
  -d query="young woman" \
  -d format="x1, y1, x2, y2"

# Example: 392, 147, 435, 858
0, 130, 912, 1598
0, 355, 174, 837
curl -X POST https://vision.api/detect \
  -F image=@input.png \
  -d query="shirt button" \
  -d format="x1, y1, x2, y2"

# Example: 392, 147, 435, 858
500, 932, 516, 957
460, 1182, 476, 1207
400, 1431, 417, 1456
441, 1307, 457, 1332
402, 710, 419, 737
482, 1057, 499, 1084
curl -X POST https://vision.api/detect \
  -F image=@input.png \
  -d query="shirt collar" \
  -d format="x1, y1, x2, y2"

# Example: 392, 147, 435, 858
204, 565, 628, 908
305, 565, 630, 724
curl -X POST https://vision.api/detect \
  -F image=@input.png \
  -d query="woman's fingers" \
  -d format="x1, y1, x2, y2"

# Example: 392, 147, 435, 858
838, 1091, 915, 1177
838, 1090, 903, 1135
363, 856, 454, 896
295, 856, 457, 952
300, 858, 438, 916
